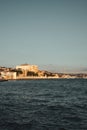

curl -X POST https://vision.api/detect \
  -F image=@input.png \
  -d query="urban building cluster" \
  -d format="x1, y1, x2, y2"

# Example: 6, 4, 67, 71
0, 64, 87, 80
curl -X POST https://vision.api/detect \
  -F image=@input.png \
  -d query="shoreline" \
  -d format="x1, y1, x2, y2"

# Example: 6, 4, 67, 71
16, 76, 60, 80
13, 76, 87, 80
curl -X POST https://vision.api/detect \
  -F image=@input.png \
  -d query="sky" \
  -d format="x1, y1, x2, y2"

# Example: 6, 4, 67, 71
0, 0, 87, 73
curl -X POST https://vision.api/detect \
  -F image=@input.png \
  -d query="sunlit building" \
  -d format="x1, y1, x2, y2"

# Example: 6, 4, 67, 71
16, 64, 38, 72
1, 71, 16, 80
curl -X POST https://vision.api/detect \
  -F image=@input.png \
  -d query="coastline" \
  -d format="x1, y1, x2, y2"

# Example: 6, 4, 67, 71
15, 76, 87, 80
16, 76, 59, 80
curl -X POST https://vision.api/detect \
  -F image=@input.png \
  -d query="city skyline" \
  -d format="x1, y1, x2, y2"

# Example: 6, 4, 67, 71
0, 0, 87, 73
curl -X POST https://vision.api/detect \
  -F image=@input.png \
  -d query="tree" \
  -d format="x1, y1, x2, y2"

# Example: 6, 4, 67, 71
27, 71, 38, 76
16, 68, 23, 76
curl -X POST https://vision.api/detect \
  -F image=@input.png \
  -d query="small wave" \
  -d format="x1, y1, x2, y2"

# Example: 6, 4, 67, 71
0, 120, 40, 130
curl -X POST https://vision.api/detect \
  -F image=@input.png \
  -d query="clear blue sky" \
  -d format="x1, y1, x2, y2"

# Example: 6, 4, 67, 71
0, 0, 87, 73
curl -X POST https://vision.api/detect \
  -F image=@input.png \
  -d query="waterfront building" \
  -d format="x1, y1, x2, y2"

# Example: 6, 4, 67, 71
16, 64, 38, 73
1, 72, 16, 80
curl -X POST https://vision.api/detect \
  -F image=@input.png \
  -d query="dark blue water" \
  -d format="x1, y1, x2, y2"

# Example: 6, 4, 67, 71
0, 79, 87, 130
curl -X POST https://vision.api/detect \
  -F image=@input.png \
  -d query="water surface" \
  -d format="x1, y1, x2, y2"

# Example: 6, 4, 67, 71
0, 79, 87, 130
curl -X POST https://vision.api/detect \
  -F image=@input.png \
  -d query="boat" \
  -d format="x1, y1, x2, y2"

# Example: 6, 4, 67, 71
0, 77, 8, 82
0, 78, 8, 82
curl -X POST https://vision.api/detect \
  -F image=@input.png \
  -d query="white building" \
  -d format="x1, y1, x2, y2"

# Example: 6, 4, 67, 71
1, 72, 16, 79
16, 64, 38, 72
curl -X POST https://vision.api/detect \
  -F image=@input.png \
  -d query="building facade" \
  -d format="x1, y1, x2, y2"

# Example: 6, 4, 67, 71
16, 64, 38, 72
1, 72, 16, 79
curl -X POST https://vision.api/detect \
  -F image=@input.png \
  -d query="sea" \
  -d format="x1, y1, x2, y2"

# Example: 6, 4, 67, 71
0, 79, 87, 130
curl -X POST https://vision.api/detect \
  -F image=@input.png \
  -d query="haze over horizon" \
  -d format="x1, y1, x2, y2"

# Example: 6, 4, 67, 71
0, 0, 87, 73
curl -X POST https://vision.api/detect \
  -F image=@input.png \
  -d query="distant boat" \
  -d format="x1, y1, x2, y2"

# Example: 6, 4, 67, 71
0, 77, 8, 82
0, 79, 8, 82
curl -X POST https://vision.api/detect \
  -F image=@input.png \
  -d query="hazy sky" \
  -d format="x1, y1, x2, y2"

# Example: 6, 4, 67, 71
0, 0, 87, 72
